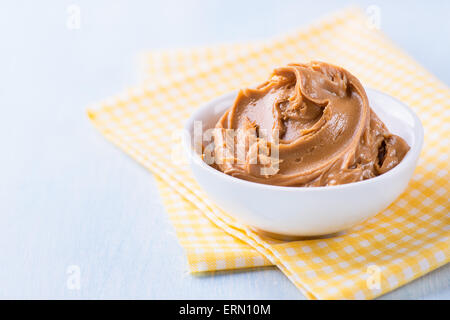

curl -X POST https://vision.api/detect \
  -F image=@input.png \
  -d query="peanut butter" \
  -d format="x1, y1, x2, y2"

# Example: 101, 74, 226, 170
211, 62, 410, 187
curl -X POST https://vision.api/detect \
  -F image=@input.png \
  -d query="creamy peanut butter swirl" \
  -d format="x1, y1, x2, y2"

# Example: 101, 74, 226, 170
211, 62, 410, 187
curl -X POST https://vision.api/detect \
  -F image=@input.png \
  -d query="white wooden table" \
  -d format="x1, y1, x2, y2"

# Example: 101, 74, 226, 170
0, 0, 448, 299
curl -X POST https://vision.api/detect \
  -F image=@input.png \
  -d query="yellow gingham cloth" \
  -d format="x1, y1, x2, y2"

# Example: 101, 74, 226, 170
88, 8, 449, 299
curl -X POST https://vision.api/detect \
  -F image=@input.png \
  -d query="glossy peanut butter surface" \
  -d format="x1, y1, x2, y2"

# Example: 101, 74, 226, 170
211, 62, 410, 187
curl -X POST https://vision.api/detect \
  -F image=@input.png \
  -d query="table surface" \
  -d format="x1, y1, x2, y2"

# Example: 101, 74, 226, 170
0, 0, 448, 299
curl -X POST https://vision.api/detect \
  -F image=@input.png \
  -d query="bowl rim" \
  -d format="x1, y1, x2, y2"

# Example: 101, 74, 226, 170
183, 88, 424, 192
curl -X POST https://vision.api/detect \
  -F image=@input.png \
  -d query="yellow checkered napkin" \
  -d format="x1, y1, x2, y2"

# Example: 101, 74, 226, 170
88, 8, 449, 299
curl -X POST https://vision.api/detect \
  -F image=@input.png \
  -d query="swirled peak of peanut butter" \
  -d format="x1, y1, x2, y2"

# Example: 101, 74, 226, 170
211, 62, 410, 187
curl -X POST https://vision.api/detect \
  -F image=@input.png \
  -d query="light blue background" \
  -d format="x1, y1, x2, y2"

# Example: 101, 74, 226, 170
0, 0, 448, 299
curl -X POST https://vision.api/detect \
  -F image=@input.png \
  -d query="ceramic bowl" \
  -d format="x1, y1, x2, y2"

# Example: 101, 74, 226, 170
183, 88, 424, 237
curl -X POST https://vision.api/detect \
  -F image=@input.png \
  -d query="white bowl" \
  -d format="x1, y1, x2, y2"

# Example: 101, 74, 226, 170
183, 88, 424, 238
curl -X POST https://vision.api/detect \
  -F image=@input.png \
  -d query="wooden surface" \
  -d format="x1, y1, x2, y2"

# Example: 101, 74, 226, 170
0, 0, 448, 299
